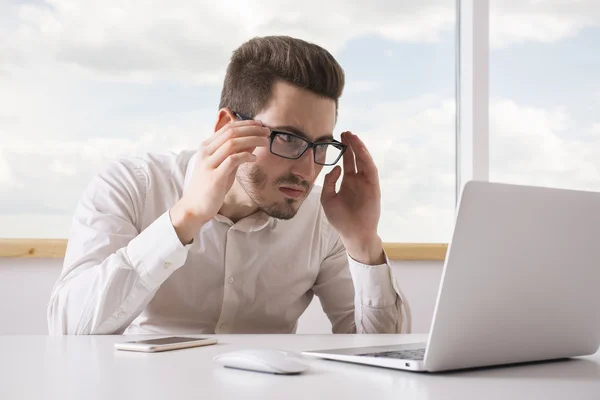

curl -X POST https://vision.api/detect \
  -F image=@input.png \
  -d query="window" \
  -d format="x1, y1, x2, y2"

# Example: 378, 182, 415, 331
490, 1, 600, 191
0, 1, 457, 243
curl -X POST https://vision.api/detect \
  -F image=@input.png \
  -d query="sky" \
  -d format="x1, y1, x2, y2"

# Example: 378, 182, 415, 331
1, 0, 599, 242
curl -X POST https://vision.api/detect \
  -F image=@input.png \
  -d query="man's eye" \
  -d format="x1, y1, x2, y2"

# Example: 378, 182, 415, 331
278, 134, 295, 143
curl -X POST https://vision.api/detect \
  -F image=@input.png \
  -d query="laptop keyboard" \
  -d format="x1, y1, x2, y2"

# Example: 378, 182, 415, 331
357, 348, 426, 361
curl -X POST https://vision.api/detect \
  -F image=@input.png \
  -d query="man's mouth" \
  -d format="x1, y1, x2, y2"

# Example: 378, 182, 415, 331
279, 186, 305, 199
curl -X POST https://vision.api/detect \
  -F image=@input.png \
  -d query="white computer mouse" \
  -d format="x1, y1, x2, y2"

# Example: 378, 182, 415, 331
213, 348, 310, 375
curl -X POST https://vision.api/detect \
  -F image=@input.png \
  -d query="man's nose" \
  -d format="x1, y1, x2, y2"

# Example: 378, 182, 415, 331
290, 148, 316, 182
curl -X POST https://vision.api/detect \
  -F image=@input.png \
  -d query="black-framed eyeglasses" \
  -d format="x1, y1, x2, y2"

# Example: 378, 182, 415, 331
234, 112, 347, 166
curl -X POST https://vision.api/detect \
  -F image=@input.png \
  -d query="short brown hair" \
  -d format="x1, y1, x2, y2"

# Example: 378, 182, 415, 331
219, 36, 345, 118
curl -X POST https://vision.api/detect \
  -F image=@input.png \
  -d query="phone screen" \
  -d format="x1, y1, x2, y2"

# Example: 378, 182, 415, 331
133, 337, 208, 345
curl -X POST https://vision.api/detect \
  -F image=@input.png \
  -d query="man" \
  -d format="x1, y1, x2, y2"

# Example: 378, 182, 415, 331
47, 36, 404, 335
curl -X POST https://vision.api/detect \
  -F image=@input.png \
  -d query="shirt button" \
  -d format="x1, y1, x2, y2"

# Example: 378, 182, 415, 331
164, 261, 172, 269
117, 311, 126, 318
228, 277, 234, 284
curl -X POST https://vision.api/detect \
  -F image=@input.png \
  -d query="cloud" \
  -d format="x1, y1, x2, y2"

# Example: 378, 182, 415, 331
491, 0, 600, 48
333, 94, 457, 242
0, 92, 458, 241
490, 99, 600, 190
0, 150, 18, 188
0, 116, 212, 236
344, 80, 380, 95
4, 92, 599, 242
3, 0, 600, 241
339, 96, 600, 241
4, 0, 600, 84
0, 214, 74, 239
1, 0, 455, 83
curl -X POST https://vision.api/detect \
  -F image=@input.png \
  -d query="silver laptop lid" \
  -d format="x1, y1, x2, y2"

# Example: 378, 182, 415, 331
424, 181, 600, 372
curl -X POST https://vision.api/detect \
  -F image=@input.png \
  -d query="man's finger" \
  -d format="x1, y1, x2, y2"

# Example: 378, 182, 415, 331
320, 165, 341, 203
208, 136, 269, 168
206, 124, 270, 155
208, 119, 263, 141
205, 120, 269, 152
341, 132, 356, 175
351, 134, 378, 179
215, 151, 257, 177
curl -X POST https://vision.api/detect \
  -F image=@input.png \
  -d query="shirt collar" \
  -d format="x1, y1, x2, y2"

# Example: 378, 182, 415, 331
215, 211, 273, 232
183, 151, 274, 233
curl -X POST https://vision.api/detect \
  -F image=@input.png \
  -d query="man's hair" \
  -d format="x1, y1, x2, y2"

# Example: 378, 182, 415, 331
219, 36, 345, 118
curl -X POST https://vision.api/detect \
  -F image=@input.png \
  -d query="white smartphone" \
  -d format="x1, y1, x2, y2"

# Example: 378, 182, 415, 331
114, 336, 218, 353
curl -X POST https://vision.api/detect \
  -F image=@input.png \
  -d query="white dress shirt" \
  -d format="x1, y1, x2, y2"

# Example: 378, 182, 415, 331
47, 150, 404, 335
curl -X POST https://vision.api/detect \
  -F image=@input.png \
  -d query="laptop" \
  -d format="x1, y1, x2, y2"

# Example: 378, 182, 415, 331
303, 181, 600, 372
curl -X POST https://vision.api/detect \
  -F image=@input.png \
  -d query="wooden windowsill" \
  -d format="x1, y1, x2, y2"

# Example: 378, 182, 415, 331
0, 239, 448, 261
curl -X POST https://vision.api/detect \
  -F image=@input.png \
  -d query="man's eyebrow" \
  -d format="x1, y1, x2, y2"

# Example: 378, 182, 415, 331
271, 125, 335, 142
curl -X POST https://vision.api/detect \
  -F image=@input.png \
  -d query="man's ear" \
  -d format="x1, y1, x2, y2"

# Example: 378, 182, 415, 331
214, 108, 237, 133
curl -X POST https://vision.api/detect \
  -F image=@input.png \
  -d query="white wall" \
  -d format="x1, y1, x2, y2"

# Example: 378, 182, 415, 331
0, 259, 443, 335
0, 258, 64, 335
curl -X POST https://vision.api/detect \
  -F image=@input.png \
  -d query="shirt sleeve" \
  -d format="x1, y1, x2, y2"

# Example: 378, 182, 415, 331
47, 159, 191, 335
312, 236, 404, 333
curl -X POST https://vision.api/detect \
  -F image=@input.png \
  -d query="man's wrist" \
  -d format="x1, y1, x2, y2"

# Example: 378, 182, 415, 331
169, 200, 209, 245
342, 235, 386, 265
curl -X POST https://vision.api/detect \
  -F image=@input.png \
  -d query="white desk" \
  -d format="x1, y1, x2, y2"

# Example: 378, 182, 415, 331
1, 334, 599, 400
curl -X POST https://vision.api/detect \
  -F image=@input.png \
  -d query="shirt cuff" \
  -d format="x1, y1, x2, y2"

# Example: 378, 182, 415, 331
347, 251, 397, 308
127, 211, 192, 289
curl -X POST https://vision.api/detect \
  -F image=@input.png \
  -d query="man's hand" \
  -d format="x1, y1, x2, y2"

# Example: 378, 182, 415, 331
320, 131, 385, 265
170, 118, 270, 244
